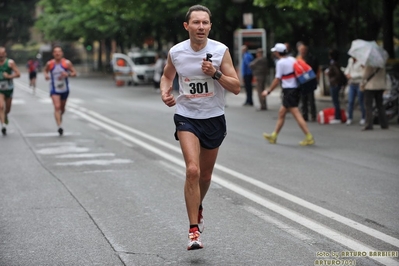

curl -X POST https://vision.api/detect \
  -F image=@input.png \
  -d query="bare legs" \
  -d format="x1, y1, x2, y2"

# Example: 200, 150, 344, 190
177, 131, 219, 225
51, 95, 66, 127
273, 106, 311, 135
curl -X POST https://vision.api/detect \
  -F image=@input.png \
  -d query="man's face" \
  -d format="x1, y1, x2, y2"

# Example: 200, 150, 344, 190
298, 45, 308, 56
272, 51, 279, 58
53, 48, 63, 60
184, 11, 211, 43
0, 49, 6, 62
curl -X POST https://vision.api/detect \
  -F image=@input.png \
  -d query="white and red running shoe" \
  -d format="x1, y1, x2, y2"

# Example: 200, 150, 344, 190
198, 208, 204, 233
187, 228, 203, 250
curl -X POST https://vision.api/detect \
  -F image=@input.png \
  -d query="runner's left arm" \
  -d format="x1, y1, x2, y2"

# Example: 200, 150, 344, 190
67, 60, 77, 77
214, 49, 240, 95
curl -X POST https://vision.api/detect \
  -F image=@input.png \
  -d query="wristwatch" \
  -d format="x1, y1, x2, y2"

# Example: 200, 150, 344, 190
212, 70, 222, 80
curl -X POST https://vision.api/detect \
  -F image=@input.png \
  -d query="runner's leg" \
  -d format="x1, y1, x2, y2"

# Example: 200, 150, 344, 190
51, 94, 62, 127
274, 106, 287, 134
290, 107, 311, 134
199, 146, 219, 204
5, 96, 12, 116
60, 99, 67, 115
0, 94, 5, 125
178, 131, 202, 225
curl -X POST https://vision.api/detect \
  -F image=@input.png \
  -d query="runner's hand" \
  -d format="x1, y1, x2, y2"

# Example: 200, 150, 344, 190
2, 72, 11, 79
202, 58, 215, 77
162, 86, 176, 107
60, 71, 69, 78
261, 90, 269, 97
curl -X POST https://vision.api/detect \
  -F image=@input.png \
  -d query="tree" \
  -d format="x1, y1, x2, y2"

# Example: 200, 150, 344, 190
254, 0, 397, 58
382, 0, 399, 58
0, 0, 39, 46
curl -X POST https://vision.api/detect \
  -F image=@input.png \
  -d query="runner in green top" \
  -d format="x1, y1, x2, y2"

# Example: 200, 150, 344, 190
0, 46, 20, 135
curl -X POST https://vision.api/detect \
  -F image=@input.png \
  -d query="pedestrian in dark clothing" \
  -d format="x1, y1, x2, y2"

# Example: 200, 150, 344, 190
241, 45, 254, 106
326, 49, 343, 124
361, 65, 388, 130
249, 48, 268, 110
296, 42, 319, 121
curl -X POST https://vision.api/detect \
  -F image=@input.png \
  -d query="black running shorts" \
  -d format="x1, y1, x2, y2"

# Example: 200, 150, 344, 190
282, 88, 300, 108
174, 114, 227, 150
29, 71, 37, 80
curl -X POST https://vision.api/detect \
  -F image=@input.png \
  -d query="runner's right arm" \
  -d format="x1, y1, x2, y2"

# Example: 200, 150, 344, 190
160, 52, 176, 107
44, 61, 50, 80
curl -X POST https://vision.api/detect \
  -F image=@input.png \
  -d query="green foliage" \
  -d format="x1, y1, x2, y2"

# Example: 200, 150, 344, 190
0, 0, 39, 46
33, 0, 397, 59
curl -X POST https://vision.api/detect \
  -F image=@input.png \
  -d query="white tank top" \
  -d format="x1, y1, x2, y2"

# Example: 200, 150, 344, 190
170, 39, 227, 119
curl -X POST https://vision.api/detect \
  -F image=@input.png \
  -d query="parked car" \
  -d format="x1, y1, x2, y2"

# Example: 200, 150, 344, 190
111, 50, 156, 86
128, 50, 156, 85
111, 53, 134, 86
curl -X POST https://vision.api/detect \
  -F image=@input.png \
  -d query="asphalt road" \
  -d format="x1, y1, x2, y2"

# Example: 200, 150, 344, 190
1, 72, 398, 266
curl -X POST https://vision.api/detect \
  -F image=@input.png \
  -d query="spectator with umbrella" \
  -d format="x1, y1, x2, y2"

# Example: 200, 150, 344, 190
348, 39, 389, 130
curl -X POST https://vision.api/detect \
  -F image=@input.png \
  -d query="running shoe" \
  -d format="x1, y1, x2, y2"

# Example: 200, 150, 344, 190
198, 209, 204, 233
58, 127, 63, 136
187, 228, 203, 250
5, 115, 8, 125
263, 133, 277, 144
299, 137, 315, 146
1, 127, 6, 136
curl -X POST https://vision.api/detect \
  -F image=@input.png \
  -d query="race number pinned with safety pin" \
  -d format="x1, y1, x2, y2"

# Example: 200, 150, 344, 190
55, 78, 66, 93
0, 80, 9, 90
181, 76, 215, 98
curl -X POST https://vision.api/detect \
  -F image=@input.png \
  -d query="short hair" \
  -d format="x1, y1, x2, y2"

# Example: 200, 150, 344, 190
329, 48, 339, 61
185, 5, 211, 23
296, 41, 306, 48
52, 45, 63, 52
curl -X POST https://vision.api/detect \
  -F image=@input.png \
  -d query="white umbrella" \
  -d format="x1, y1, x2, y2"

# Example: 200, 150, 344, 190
348, 39, 389, 68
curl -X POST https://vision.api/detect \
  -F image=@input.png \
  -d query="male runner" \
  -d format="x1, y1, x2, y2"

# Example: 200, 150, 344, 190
44, 46, 77, 136
27, 57, 39, 94
0, 46, 21, 135
160, 5, 240, 250
262, 43, 314, 145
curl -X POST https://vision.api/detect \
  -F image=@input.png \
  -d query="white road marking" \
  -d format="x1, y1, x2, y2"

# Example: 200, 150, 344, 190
66, 107, 399, 265
36, 146, 89, 155
38, 98, 52, 104
69, 98, 84, 104
68, 105, 399, 249
83, 169, 116, 174
25, 132, 81, 137
56, 158, 132, 166
11, 98, 26, 105
244, 205, 313, 242
36, 142, 77, 147
56, 153, 115, 158
14, 80, 399, 265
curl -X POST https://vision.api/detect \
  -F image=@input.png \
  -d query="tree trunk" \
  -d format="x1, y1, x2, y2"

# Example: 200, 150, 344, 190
382, 0, 396, 58
97, 40, 103, 71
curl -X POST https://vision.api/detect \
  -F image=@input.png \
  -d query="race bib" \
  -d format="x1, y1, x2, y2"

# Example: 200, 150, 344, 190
55, 79, 66, 92
0, 81, 9, 90
181, 76, 215, 98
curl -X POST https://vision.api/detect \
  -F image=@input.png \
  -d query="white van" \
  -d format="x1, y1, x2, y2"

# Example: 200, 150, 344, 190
112, 50, 156, 86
